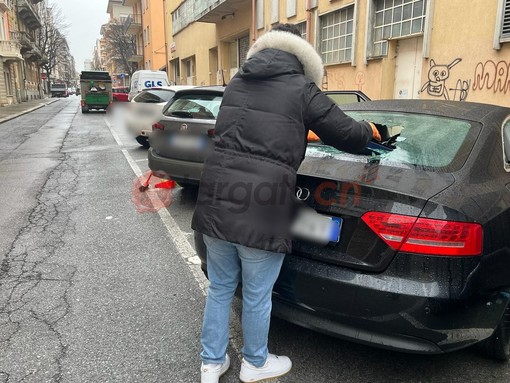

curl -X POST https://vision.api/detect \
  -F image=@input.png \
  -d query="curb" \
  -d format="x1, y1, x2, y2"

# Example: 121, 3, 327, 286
0, 99, 59, 125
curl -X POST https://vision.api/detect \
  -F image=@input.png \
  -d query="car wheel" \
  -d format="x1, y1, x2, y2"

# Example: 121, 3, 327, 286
478, 302, 510, 360
81, 106, 89, 114
135, 136, 150, 148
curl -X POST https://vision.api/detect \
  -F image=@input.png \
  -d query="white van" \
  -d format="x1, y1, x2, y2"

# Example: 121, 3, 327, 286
128, 70, 170, 101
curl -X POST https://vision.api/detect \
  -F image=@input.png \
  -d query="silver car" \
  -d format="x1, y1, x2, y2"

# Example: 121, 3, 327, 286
148, 86, 224, 186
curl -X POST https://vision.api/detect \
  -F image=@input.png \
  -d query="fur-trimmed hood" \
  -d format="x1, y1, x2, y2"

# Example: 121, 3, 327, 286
245, 31, 324, 85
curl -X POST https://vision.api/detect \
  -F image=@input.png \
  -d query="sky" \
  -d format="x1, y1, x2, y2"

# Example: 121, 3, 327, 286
50, 0, 110, 72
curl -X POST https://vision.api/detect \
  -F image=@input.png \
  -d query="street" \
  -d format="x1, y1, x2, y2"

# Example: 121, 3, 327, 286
1, 98, 510, 383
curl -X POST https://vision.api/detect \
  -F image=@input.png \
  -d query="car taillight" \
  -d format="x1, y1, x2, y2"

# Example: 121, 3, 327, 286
81, 100, 85, 107
361, 212, 482, 256
152, 122, 164, 131
207, 128, 215, 137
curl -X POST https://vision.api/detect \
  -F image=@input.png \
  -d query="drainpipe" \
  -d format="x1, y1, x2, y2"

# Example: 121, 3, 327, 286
251, 0, 256, 43
162, 0, 169, 79
305, 0, 311, 43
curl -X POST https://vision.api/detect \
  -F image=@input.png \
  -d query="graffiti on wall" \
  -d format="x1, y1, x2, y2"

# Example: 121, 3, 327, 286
472, 60, 510, 94
419, 58, 468, 100
355, 72, 366, 91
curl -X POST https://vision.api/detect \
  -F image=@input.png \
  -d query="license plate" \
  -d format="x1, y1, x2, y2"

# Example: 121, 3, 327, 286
169, 135, 206, 151
291, 210, 342, 245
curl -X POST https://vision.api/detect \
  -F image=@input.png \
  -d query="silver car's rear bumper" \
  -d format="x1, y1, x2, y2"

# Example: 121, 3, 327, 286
148, 148, 203, 184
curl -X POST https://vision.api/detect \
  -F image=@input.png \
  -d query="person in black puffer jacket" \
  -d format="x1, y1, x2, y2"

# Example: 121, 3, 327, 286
193, 24, 381, 383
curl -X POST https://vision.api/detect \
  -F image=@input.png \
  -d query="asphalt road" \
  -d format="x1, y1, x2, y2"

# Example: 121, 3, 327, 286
0, 98, 509, 382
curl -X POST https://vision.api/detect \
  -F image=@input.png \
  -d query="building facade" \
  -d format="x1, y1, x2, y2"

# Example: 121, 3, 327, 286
165, 0, 510, 107
0, 0, 45, 105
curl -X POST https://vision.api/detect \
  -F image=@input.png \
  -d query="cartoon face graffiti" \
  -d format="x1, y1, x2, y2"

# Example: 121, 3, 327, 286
420, 58, 462, 100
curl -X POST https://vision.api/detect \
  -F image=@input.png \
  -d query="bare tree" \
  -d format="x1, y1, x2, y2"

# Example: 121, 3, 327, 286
37, 4, 71, 93
101, 20, 136, 77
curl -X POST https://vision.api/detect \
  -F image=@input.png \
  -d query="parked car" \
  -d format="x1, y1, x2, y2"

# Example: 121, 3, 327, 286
50, 83, 69, 98
126, 85, 195, 148
148, 86, 224, 184
194, 100, 510, 360
112, 86, 129, 102
324, 90, 370, 104
128, 70, 170, 101
148, 88, 370, 186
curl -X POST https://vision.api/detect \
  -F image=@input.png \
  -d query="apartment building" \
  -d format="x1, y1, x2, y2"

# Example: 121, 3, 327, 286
165, 0, 510, 107
101, 0, 134, 77
122, 0, 166, 72
0, 0, 45, 105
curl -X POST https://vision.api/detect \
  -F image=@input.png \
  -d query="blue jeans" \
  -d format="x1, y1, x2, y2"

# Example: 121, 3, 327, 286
200, 235, 285, 367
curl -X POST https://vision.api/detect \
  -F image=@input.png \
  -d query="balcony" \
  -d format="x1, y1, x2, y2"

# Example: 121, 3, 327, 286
0, 40, 22, 61
0, 0, 12, 12
124, 14, 142, 35
16, 0, 43, 29
10, 30, 42, 60
122, 0, 137, 6
128, 45, 143, 63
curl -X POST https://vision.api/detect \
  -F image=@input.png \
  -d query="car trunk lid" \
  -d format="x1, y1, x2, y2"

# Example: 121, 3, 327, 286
151, 117, 215, 163
293, 148, 455, 272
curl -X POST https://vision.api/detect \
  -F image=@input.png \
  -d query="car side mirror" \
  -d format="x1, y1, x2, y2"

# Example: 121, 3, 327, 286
503, 120, 510, 172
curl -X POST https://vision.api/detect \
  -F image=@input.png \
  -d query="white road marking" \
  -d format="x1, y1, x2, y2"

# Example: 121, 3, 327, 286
104, 118, 124, 146
135, 158, 148, 162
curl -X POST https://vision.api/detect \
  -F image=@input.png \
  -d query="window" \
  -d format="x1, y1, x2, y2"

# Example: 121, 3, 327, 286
372, 0, 427, 57
133, 89, 176, 103
296, 21, 307, 40
165, 93, 223, 119
287, 0, 297, 18
143, 28, 147, 46
147, 26, 150, 44
503, 118, 510, 171
270, 0, 279, 24
319, 6, 354, 64
142, 0, 146, 12
307, 111, 479, 172
256, 0, 264, 29
500, 0, 510, 42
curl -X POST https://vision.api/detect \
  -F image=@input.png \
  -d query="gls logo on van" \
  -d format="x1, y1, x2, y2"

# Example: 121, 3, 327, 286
144, 80, 163, 88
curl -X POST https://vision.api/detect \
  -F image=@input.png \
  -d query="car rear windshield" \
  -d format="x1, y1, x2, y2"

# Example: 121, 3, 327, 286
164, 93, 222, 120
133, 89, 175, 103
307, 111, 481, 171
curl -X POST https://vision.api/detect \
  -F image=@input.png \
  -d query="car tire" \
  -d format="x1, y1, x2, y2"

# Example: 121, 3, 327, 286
478, 302, 510, 360
81, 106, 89, 114
135, 136, 150, 148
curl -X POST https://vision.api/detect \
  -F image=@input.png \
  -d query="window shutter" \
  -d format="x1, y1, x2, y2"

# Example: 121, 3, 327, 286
503, 0, 510, 39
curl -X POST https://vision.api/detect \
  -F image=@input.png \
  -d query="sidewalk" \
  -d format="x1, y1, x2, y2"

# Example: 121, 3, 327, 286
0, 97, 60, 124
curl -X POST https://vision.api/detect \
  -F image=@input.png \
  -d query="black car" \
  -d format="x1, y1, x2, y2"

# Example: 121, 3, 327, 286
195, 100, 510, 360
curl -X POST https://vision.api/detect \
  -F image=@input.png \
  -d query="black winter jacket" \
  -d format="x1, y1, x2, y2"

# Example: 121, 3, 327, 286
191, 31, 373, 253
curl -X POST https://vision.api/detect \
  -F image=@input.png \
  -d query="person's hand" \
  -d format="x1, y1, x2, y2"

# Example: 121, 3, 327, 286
368, 122, 390, 142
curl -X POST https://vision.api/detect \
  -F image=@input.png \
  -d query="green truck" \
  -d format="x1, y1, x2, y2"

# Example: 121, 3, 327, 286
79, 71, 113, 113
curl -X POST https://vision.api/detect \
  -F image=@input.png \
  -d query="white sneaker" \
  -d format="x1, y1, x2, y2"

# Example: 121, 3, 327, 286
201, 354, 230, 383
239, 354, 292, 382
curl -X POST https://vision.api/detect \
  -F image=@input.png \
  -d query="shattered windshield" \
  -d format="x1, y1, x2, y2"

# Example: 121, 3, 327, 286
306, 112, 480, 171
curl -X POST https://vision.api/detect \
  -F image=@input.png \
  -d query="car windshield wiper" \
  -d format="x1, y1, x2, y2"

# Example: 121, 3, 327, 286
169, 110, 193, 118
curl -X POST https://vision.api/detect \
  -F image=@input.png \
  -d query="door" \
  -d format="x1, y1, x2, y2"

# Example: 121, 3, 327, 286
393, 37, 423, 99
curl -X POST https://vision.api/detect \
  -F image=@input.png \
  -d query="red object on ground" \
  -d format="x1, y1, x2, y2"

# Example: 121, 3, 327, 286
131, 170, 174, 213
154, 180, 176, 189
